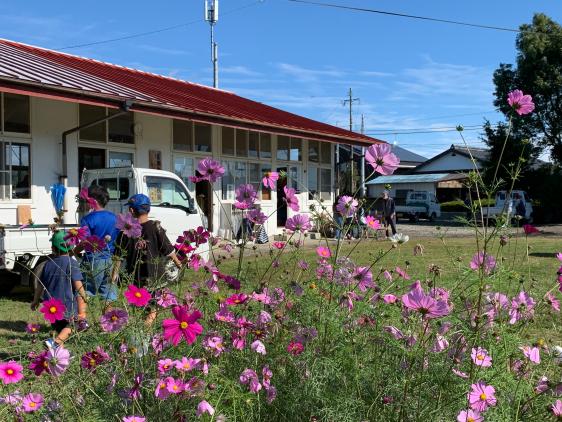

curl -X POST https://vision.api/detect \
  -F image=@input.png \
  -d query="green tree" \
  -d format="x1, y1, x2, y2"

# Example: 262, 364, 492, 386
492, 13, 562, 163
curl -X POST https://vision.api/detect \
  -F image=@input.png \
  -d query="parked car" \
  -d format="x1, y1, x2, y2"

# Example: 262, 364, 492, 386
395, 191, 441, 222
0, 167, 207, 295
477, 190, 533, 225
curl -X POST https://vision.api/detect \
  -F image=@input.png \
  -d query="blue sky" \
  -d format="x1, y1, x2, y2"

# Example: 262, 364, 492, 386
1, 0, 561, 158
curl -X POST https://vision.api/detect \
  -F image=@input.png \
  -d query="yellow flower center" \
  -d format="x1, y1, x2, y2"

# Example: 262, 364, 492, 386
134, 292, 142, 298
477, 354, 484, 361
111, 315, 118, 321
32, 327, 37, 332
234, 299, 240, 304
6, 369, 14, 375
29, 402, 36, 408
43, 361, 49, 368
480, 393, 487, 400
160, 383, 166, 388
164, 364, 169, 369
467, 418, 475, 422
173, 385, 178, 391
49, 306, 57, 313
89, 358, 96, 366
217, 342, 223, 349
180, 321, 188, 329
183, 363, 190, 369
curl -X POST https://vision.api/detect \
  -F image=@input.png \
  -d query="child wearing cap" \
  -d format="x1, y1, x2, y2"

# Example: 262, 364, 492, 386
112, 194, 182, 325
31, 230, 88, 347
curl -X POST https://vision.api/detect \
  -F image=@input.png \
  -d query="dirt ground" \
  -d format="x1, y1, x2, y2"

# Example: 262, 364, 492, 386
391, 222, 562, 239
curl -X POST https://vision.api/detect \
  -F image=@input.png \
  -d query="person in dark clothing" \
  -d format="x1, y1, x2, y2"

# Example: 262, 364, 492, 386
382, 190, 397, 237
333, 194, 343, 239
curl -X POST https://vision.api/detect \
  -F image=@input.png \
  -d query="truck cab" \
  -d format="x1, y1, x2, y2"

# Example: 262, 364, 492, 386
395, 191, 441, 222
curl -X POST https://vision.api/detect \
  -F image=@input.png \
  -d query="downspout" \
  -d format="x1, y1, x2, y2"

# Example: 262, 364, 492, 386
60, 100, 133, 223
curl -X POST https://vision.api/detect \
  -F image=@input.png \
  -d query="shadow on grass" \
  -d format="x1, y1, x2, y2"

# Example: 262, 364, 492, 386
0, 320, 28, 332
529, 252, 559, 258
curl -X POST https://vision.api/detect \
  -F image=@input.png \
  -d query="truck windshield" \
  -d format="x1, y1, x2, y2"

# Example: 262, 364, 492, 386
145, 176, 192, 210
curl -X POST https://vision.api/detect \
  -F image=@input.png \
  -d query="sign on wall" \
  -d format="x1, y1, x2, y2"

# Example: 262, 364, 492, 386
149, 150, 162, 170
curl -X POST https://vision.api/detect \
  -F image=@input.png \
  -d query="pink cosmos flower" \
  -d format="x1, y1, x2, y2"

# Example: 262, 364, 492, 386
457, 409, 483, 422
507, 89, 535, 116
316, 246, 331, 258
22, 393, 43, 413
287, 341, 304, 355
29, 350, 49, 376
552, 399, 562, 417
80, 187, 98, 210
471, 347, 492, 367
285, 214, 312, 233
0, 361, 23, 384
64, 226, 88, 246
432, 335, 449, 352
162, 306, 204, 346
197, 400, 215, 417
123, 417, 146, 422
520, 345, 540, 364
154, 378, 170, 400
204, 335, 225, 356
248, 208, 267, 225
383, 270, 393, 281
336, 195, 358, 218
284, 186, 300, 212
365, 143, 400, 175
46, 345, 70, 376
509, 291, 536, 324
100, 308, 129, 332
364, 215, 381, 230
174, 357, 198, 372
155, 289, 179, 308
383, 294, 397, 304
83, 234, 107, 253
262, 171, 279, 190
81, 347, 110, 371
235, 184, 258, 209
353, 266, 374, 292
470, 252, 496, 275
557, 252, 562, 261
384, 326, 405, 340
395, 266, 411, 280
124, 285, 152, 307
26, 323, 40, 334
39, 298, 66, 324
116, 213, 142, 238
251, 340, 266, 355
225, 293, 249, 306
523, 224, 539, 235
535, 376, 549, 394
468, 381, 497, 412
452, 368, 469, 379
166, 377, 184, 394
545, 292, 560, 312
196, 157, 225, 183
272, 241, 285, 250
158, 358, 174, 374
401, 287, 450, 319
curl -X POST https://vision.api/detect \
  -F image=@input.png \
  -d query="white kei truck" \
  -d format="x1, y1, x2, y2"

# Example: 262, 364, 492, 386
394, 191, 442, 222
0, 167, 207, 295
476, 190, 533, 224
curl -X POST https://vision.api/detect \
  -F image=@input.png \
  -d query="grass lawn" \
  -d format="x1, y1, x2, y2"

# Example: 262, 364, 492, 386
1, 233, 560, 355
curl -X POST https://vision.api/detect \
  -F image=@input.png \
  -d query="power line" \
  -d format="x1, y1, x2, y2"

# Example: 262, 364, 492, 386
286, 0, 526, 33
369, 124, 483, 133
372, 110, 499, 124
366, 126, 496, 136
58, 1, 262, 50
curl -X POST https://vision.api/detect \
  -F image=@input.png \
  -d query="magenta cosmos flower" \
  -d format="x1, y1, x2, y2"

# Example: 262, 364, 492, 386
471, 347, 492, 367
468, 381, 497, 412
0, 360, 23, 384
401, 287, 450, 319
196, 157, 225, 183
64, 226, 88, 246
364, 216, 380, 230
124, 285, 152, 307
316, 246, 331, 258
39, 298, 66, 324
552, 400, 562, 417
100, 308, 129, 332
352, 266, 374, 292
507, 89, 535, 116
22, 393, 43, 413
116, 213, 142, 238
545, 291, 560, 312
457, 409, 483, 422
509, 291, 536, 324
470, 252, 496, 275
80, 187, 98, 210
81, 347, 111, 371
26, 323, 40, 334
197, 400, 215, 417
522, 224, 539, 235
123, 416, 146, 422
284, 186, 300, 212
287, 341, 304, 355
336, 195, 358, 218
46, 345, 70, 376
248, 208, 267, 225
225, 293, 249, 306
365, 143, 400, 175
162, 305, 204, 346
262, 171, 279, 190
83, 235, 107, 253
235, 184, 258, 209
285, 214, 312, 233
520, 345, 540, 364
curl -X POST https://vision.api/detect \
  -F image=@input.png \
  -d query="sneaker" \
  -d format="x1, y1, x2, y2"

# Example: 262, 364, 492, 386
45, 338, 58, 350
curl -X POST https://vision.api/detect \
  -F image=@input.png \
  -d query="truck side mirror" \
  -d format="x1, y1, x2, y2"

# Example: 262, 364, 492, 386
187, 197, 198, 214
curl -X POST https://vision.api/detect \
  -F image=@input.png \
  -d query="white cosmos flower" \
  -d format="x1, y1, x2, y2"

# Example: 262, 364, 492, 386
390, 233, 409, 244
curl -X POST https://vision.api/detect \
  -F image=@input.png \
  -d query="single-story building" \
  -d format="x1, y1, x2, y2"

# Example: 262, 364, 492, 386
388, 145, 427, 174
412, 144, 487, 175
0, 38, 382, 238
366, 173, 468, 204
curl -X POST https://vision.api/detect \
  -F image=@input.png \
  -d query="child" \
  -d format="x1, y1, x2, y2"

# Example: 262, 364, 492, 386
31, 230, 88, 348
112, 194, 182, 325
76, 184, 119, 304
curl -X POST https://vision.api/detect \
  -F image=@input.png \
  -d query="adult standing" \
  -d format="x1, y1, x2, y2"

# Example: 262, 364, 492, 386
382, 190, 397, 237
76, 185, 119, 303
333, 193, 343, 239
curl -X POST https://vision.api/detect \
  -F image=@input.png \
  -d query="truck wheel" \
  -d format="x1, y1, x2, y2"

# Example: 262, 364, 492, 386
0, 270, 20, 296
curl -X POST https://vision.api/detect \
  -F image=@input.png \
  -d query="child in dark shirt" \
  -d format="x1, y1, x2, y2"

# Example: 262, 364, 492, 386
31, 230, 88, 348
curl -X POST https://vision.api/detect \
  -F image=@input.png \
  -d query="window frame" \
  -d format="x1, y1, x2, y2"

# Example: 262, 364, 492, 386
172, 119, 213, 154
78, 105, 136, 146
0, 138, 32, 202
0, 93, 32, 138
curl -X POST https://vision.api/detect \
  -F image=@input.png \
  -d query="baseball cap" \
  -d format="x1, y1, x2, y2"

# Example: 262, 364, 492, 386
51, 230, 71, 253
126, 193, 151, 213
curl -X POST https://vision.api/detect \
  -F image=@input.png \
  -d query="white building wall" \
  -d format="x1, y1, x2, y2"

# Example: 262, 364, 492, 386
368, 182, 435, 198
414, 153, 481, 173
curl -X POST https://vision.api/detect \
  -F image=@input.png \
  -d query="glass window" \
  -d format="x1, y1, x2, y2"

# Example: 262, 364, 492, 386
108, 110, 134, 144
146, 176, 191, 209
288, 166, 300, 192
236, 129, 248, 157
79, 104, 106, 142
277, 136, 290, 161
174, 156, 195, 191
1, 143, 31, 199
248, 163, 261, 194
290, 137, 302, 161
173, 120, 193, 152
308, 140, 320, 162
194, 123, 212, 152
78, 147, 106, 181
261, 165, 272, 200
308, 165, 318, 200
320, 168, 332, 201
248, 131, 259, 158
260, 133, 272, 159
94, 178, 130, 201
221, 161, 246, 200
222, 127, 235, 155
3, 94, 30, 134
320, 142, 332, 164
108, 151, 133, 168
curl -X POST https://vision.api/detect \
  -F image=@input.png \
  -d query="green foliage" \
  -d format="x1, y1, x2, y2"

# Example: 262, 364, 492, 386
440, 198, 494, 212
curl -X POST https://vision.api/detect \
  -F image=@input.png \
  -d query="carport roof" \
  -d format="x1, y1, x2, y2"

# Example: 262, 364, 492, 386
366, 173, 466, 184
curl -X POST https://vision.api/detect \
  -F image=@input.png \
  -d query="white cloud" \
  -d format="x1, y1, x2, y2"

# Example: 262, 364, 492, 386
220, 65, 262, 77
276, 63, 345, 82
138, 44, 190, 56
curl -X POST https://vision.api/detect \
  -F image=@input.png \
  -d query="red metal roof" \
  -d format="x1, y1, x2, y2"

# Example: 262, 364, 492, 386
0, 38, 383, 146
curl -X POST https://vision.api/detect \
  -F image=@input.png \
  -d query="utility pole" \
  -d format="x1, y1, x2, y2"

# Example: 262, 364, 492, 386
342, 88, 359, 193
360, 114, 366, 198
205, 0, 219, 88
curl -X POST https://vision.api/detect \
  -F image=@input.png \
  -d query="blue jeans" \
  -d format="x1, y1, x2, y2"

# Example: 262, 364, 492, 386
334, 214, 343, 239
82, 254, 117, 302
